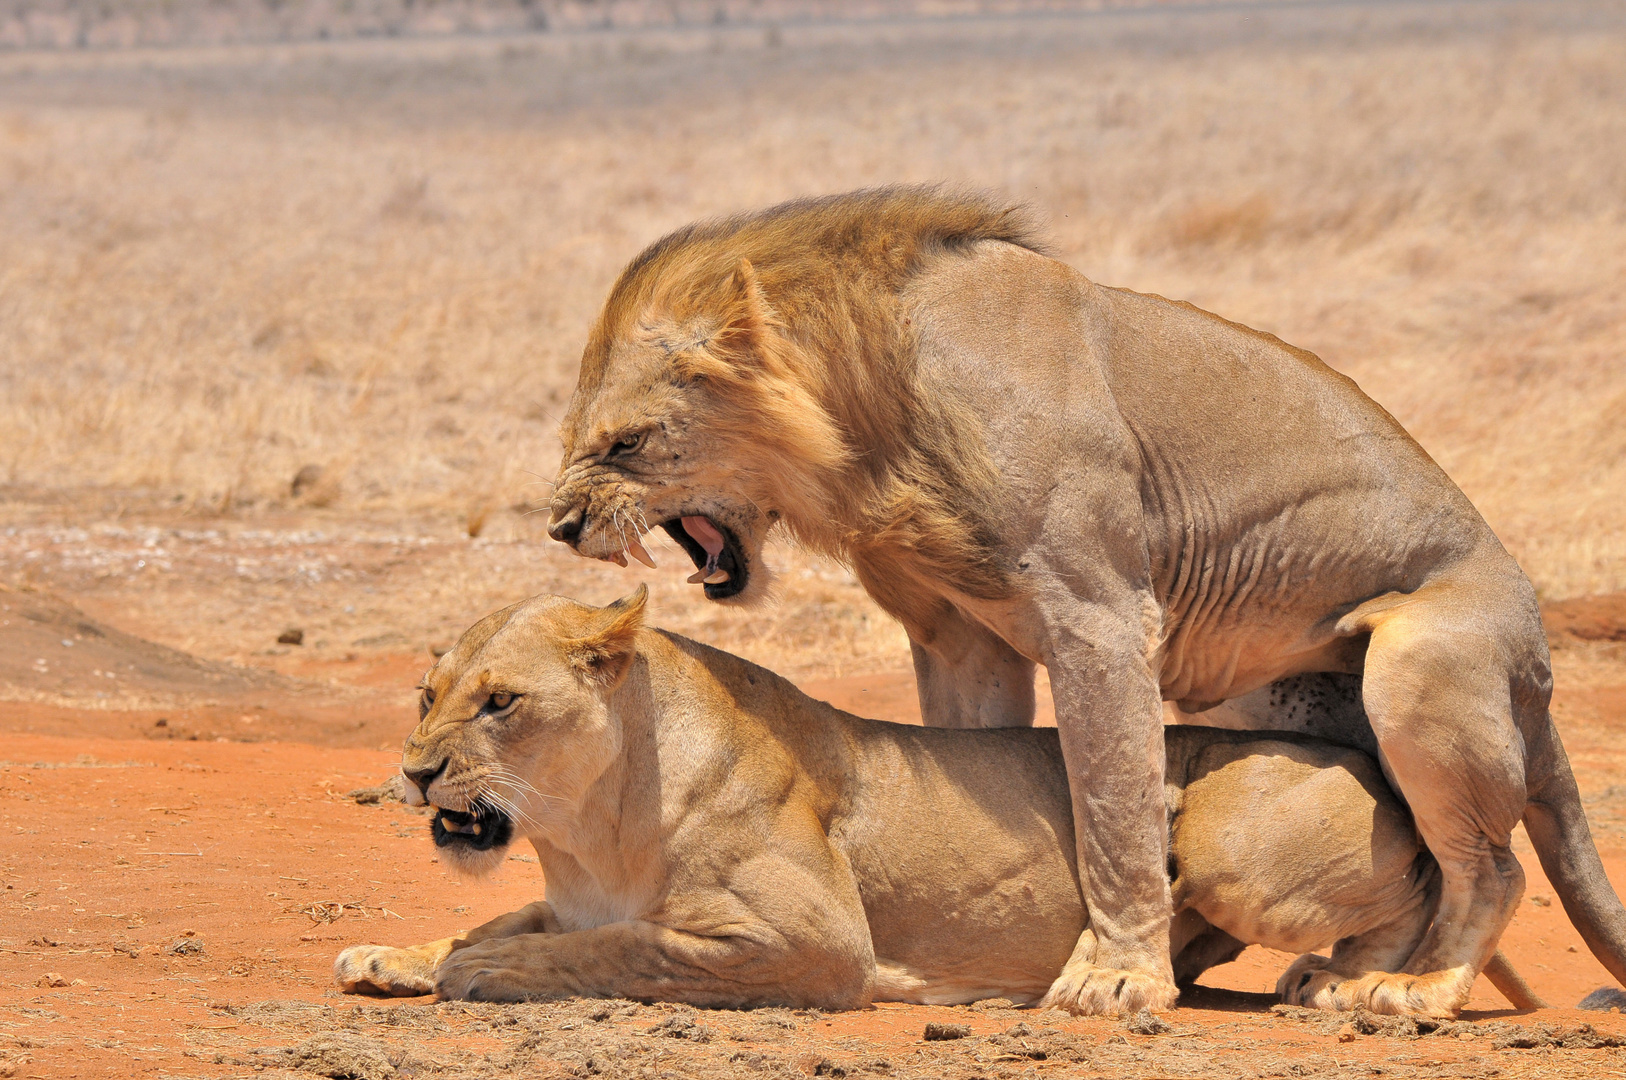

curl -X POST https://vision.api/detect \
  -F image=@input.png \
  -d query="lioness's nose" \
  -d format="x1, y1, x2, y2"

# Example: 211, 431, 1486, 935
548, 503, 585, 545
402, 759, 447, 804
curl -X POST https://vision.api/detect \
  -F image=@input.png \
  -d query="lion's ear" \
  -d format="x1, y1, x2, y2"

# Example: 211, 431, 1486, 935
565, 584, 647, 688
709, 258, 774, 369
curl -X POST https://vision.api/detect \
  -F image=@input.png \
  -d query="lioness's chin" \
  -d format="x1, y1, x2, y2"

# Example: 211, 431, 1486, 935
430, 803, 514, 878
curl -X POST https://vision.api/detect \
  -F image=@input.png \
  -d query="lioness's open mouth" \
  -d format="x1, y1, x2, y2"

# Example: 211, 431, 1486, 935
430, 802, 513, 852
661, 516, 747, 600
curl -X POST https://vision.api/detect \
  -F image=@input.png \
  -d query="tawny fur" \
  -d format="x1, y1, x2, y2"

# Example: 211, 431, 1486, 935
548, 186, 1626, 1017
562, 187, 1028, 607
335, 590, 1540, 1014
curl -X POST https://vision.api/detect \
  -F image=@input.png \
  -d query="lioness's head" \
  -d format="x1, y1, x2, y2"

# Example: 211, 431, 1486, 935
400, 587, 647, 875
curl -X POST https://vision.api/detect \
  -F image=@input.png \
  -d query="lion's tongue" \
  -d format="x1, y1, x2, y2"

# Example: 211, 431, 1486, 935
681, 516, 726, 559
681, 516, 730, 585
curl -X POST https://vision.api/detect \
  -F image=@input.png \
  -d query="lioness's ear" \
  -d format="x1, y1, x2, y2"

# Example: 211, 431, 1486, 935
565, 584, 648, 688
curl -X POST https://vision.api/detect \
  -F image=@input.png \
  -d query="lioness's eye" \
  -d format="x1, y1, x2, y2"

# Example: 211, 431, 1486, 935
418, 687, 435, 719
608, 432, 643, 457
489, 692, 516, 712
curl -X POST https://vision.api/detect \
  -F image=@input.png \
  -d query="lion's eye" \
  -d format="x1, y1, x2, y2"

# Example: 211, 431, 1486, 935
488, 692, 516, 713
608, 432, 644, 457
418, 687, 435, 719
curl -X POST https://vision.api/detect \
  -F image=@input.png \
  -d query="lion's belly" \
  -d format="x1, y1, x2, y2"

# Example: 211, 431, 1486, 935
1157, 615, 1367, 711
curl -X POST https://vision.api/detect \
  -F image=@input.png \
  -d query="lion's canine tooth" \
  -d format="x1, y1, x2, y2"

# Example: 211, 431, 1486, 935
686, 568, 708, 584
609, 551, 628, 567
703, 569, 730, 585
626, 538, 657, 568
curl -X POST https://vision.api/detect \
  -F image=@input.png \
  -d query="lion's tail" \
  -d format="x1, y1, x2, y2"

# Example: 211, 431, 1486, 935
1482, 950, 1546, 1010
1521, 731, 1626, 992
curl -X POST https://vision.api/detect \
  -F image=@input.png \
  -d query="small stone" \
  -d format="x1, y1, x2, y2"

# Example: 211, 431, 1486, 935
1529, 894, 1551, 907
1125, 1007, 1170, 1035
37, 972, 69, 988
277, 628, 304, 646
971, 997, 1016, 1011
1337, 1022, 1357, 1042
167, 937, 206, 957
922, 1022, 971, 1041
348, 775, 405, 806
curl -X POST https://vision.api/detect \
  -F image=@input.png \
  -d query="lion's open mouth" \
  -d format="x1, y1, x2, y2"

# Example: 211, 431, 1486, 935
430, 802, 513, 852
661, 516, 747, 600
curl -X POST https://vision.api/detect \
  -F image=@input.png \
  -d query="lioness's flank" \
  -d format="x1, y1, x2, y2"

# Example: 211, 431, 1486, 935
336, 589, 1539, 1013
545, 186, 1626, 1014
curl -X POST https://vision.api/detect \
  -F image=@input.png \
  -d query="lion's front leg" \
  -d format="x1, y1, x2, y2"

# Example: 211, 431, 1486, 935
1039, 602, 1180, 1016
335, 900, 559, 997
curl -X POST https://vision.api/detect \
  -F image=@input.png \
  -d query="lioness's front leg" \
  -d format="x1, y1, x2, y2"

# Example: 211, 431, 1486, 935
436, 919, 872, 1009
335, 901, 560, 996
1039, 598, 1179, 1016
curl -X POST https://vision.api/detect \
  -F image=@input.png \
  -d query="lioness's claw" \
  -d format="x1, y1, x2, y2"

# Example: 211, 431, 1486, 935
626, 538, 657, 568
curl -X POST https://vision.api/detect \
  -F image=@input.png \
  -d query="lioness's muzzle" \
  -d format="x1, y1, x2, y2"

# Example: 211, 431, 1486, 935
430, 802, 514, 852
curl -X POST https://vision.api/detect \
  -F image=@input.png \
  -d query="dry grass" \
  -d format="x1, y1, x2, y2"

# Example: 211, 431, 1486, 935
1, 0, 1624, 601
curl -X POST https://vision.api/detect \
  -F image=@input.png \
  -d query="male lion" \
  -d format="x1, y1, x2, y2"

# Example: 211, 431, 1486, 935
544, 187, 1626, 1015
335, 588, 1541, 1012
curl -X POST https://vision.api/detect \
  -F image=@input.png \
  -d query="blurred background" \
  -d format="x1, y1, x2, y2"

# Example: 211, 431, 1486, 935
2, 0, 1623, 703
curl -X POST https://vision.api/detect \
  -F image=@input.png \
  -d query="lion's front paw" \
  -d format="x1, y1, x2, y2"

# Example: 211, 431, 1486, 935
1040, 963, 1179, 1016
1288, 969, 1468, 1018
334, 944, 437, 997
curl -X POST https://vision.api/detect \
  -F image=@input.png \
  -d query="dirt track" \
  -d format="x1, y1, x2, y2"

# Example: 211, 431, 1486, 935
4, 584, 1626, 1078
5, 1, 1626, 1074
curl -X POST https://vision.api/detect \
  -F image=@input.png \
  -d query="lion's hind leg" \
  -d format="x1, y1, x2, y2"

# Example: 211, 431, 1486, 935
1336, 581, 1537, 1017
1276, 858, 1438, 1014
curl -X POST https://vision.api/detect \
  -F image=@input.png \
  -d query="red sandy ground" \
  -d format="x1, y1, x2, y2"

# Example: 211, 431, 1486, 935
3, 593, 1625, 1078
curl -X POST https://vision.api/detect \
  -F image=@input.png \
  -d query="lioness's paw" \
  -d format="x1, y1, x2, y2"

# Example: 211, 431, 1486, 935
1040, 966, 1179, 1016
334, 944, 436, 997
1288, 969, 1467, 1018
1276, 952, 1334, 1004
434, 942, 528, 1003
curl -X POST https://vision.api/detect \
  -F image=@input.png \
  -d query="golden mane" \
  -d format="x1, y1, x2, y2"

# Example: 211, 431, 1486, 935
574, 186, 1046, 609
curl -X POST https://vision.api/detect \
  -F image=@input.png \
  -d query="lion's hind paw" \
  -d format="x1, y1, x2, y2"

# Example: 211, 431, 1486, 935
334, 944, 437, 997
1282, 968, 1467, 1018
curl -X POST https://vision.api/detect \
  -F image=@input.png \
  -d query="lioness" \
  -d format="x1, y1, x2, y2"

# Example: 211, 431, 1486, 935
543, 187, 1626, 1014
335, 589, 1540, 1014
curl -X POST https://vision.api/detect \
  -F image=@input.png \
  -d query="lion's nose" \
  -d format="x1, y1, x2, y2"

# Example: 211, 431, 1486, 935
548, 503, 585, 545
402, 759, 448, 804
